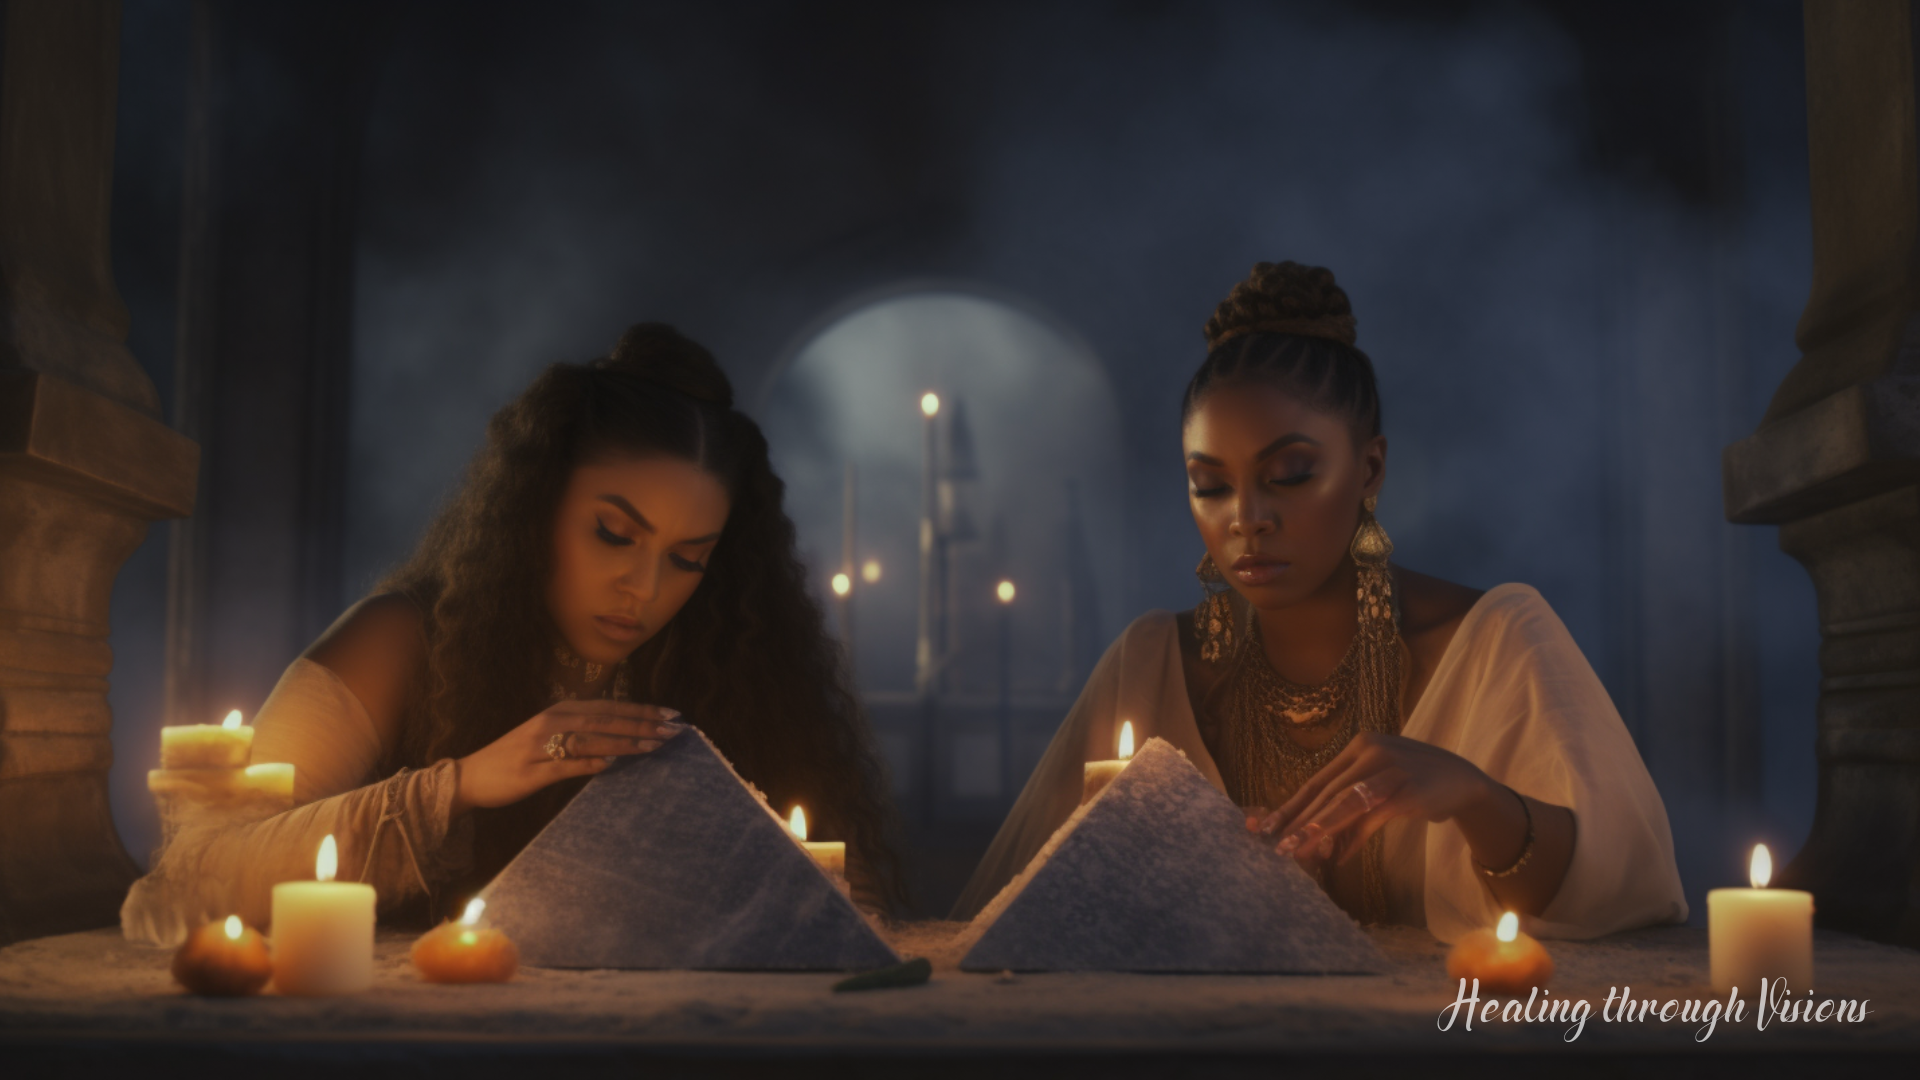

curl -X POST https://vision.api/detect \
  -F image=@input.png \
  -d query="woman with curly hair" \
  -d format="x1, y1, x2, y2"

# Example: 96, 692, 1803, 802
954, 263, 1686, 942
124, 324, 902, 944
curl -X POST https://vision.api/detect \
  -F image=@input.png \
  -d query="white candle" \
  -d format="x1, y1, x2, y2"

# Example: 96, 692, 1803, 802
160, 708, 253, 769
788, 806, 846, 878
1081, 721, 1135, 804
271, 834, 375, 996
1709, 844, 1813, 993
148, 762, 295, 811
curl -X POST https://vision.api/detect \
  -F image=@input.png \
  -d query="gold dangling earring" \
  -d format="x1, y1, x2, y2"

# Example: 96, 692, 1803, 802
1350, 495, 1394, 631
1195, 553, 1236, 663
1347, 494, 1401, 927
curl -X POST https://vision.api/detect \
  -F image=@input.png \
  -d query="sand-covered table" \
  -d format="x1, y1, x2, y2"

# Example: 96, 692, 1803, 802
3, 921, 1918, 1075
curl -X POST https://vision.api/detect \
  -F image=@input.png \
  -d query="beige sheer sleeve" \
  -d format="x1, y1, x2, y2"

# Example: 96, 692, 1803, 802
120, 659, 463, 946
949, 611, 1220, 919
1394, 583, 1688, 942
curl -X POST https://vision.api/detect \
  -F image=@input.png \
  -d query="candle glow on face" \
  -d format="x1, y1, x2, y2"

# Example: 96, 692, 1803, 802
222, 710, 243, 730
1118, 721, 1134, 760
1750, 843, 1772, 888
316, 834, 338, 882
224, 915, 243, 941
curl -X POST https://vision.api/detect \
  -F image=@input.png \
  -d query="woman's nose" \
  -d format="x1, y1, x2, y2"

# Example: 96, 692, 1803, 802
620, 557, 661, 602
1229, 492, 1277, 537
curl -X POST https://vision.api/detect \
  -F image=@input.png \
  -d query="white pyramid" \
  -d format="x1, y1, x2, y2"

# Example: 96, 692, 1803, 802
959, 737, 1390, 973
481, 729, 898, 971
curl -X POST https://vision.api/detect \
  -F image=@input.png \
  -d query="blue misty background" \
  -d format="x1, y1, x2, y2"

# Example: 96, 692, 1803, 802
106, 1, 1815, 918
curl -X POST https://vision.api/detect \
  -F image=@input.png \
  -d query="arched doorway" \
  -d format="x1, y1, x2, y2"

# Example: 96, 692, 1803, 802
760, 287, 1126, 910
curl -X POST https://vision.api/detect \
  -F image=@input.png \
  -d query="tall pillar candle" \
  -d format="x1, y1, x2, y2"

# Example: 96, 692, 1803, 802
1709, 844, 1814, 993
271, 835, 375, 995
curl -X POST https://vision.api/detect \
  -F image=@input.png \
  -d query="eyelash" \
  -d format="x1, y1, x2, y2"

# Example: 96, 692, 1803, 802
597, 520, 707, 573
1191, 473, 1313, 498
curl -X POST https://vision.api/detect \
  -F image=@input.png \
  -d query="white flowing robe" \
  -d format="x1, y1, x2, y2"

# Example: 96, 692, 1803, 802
951, 583, 1689, 942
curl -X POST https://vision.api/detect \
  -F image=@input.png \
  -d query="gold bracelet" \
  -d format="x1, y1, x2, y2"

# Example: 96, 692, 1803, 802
1476, 785, 1535, 879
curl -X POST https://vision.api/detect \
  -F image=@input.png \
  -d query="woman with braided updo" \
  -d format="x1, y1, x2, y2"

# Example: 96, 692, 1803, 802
124, 324, 903, 945
954, 263, 1686, 941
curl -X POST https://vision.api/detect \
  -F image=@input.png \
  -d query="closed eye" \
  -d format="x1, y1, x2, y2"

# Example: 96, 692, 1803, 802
669, 553, 707, 573
595, 520, 634, 547
1191, 483, 1229, 498
1273, 473, 1314, 486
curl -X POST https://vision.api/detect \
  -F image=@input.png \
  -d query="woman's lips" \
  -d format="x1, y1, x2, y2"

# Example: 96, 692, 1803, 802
594, 615, 645, 643
1231, 554, 1289, 587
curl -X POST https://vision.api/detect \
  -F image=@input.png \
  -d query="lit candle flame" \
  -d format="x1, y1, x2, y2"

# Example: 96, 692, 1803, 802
861, 559, 882, 584
921, 392, 941, 417
831, 572, 851, 597
461, 897, 486, 927
224, 915, 242, 941
1750, 843, 1772, 889
222, 709, 243, 730
996, 580, 1016, 604
789, 806, 808, 841
1496, 911, 1519, 943
316, 834, 338, 882
1118, 721, 1134, 760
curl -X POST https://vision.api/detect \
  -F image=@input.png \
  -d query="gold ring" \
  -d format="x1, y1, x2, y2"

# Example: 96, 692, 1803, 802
544, 733, 569, 761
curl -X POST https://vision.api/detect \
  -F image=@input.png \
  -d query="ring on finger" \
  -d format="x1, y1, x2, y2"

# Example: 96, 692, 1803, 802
544, 733, 570, 762
1352, 780, 1377, 812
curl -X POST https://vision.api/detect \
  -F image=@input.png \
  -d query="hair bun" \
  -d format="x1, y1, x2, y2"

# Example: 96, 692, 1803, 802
1203, 261, 1357, 350
604, 322, 735, 408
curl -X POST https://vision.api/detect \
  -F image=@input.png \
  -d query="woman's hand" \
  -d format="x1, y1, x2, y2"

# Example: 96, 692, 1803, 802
1255, 731, 1504, 868
452, 700, 687, 814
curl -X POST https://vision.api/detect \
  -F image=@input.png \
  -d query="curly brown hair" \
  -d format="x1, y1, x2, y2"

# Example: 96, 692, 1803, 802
1185, 261, 1382, 439
380, 323, 904, 908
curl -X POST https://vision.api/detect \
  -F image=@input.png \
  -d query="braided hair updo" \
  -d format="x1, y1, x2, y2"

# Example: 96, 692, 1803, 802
1183, 261, 1382, 441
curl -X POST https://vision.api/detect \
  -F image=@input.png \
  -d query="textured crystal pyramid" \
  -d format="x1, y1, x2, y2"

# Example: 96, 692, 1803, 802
959, 737, 1390, 973
480, 729, 898, 971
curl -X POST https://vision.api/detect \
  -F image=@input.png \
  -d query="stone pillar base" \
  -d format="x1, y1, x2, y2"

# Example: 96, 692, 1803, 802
1777, 486, 1920, 945
0, 370, 196, 946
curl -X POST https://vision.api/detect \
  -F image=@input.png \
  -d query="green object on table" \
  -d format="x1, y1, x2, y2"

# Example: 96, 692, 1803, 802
832, 956, 932, 992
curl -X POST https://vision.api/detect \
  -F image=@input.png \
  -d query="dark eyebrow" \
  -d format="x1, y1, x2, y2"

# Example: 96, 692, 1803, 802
1186, 433, 1319, 466
596, 495, 654, 532
596, 495, 722, 545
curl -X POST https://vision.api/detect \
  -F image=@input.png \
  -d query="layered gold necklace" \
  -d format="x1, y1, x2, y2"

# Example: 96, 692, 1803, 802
1213, 528, 1402, 925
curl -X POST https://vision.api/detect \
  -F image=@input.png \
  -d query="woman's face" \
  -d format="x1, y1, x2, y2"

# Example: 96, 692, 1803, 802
1182, 379, 1385, 612
547, 454, 732, 666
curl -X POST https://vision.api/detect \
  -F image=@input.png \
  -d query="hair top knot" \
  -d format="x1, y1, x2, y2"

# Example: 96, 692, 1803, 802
1203, 261, 1357, 351
603, 322, 735, 409
1183, 259, 1381, 439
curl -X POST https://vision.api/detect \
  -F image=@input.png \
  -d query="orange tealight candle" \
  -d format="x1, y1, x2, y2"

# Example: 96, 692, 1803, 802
172, 915, 273, 997
411, 898, 519, 984
1446, 912, 1554, 995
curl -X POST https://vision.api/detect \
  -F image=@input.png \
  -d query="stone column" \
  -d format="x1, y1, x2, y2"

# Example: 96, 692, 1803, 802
1722, 0, 1920, 945
0, 0, 197, 946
